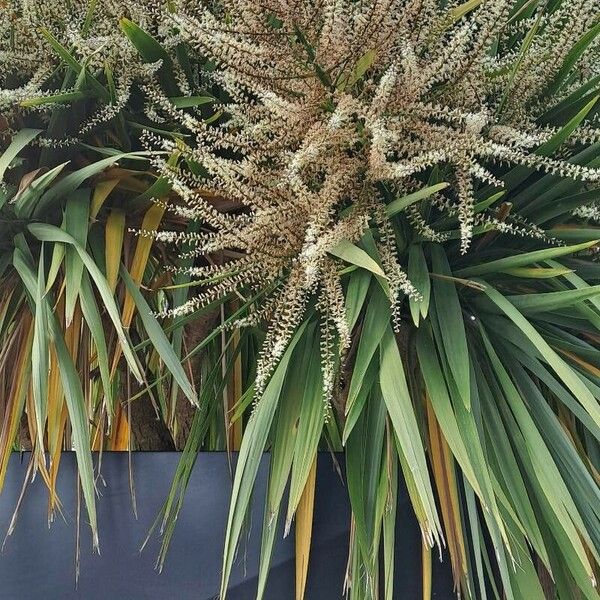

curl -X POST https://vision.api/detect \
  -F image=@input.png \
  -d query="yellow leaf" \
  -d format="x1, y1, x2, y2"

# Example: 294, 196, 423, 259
0, 315, 33, 489
295, 457, 316, 600
122, 202, 166, 327
110, 202, 165, 380
109, 405, 130, 451
105, 209, 126, 293
422, 541, 432, 600
90, 179, 119, 220
426, 398, 467, 594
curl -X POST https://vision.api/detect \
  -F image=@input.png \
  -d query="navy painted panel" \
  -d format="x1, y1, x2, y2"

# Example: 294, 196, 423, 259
0, 453, 453, 599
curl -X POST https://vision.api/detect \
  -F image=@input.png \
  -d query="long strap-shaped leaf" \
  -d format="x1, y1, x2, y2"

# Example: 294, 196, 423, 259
506, 285, 600, 313
33, 152, 149, 216
0, 128, 42, 181
480, 328, 599, 582
430, 244, 470, 409
286, 333, 324, 529
295, 457, 317, 600
220, 319, 310, 599
256, 336, 310, 600
13, 248, 98, 549
482, 283, 600, 433
120, 267, 197, 405
28, 223, 143, 384
456, 240, 597, 277
31, 244, 49, 452
79, 272, 114, 416
379, 325, 442, 546
64, 189, 90, 327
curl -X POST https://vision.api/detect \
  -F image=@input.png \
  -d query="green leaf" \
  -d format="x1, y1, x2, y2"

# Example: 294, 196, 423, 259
416, 327, 510, 564
120, 18, 170, 63
502, 96, 599, 191
456, 240, 598, 277
40, 27, 82, 73
339, 49, 377, 90
499, 266, 573, 279
481, 283, 600, 430
46, 241, 65, 292
40, 28, 109, 101
13, 162, 68, 219
262, 331, 313, 531
256, 487, 283, 600
13, 248, 98, 549
120, 267, 197, 405
120, 18, 178, 96
346, 284, 390, 416
0, 129, 42, 181
547, 22, 600, 96
532, 188, 600, 224
27, 223, 143, 384
20, 91, 90, 107
543, 75, 600, 123
34, 152, 149, 216
497, 6, 545, 114
549, 228, 600, 243
344, 269, 371, 332
79, 272, 114, 416
408, 243, 431, 325
480, 329, 599, 584
379, 326, 441, 544
506, 285, 600, 314
329, 239, 386, 277
449, 0, 481, 22
286, 332, 324, 528
169, 96, 215, 108
537, 96, 599, 157
64, 189, 90, 327
220, 320, 310, 599
386, 183, 449, 217
343, 356, 378, 445
416, 328, 477, 487
430, 245, 470, 409
31, 244, 49, 451
346, 382, 386, 586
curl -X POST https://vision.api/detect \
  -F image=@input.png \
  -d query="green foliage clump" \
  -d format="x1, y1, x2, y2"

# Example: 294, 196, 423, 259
1, 1, 600, 599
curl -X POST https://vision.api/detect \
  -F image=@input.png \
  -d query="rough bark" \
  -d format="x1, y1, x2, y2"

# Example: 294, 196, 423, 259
130, 396, 175, 451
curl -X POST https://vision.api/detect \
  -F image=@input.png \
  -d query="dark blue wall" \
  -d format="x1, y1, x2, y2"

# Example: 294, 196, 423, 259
0, 453, 453, 599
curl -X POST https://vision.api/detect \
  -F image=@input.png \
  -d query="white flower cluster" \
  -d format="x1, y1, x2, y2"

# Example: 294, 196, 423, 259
3, 0, 598, 404
0, 0, 189, 140
145, 0, 599, 392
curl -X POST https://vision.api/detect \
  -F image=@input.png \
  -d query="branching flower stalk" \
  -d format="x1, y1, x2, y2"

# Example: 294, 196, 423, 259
147, 0, 600, 396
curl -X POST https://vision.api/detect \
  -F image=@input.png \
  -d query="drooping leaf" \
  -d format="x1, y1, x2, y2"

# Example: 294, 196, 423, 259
31, 244, 49, 451
379, 325, 442, 545
120, 267, 197, 405
220, 320, 310, 599
27, 223, 144, 383
0, 129, 42, 181
64, 189, 90, 327
430, 244, 470, 409
13, 248, 98, 549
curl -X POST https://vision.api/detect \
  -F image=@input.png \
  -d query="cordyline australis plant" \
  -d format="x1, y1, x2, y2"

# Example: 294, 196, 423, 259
150, 0, 600, 598
1, 0, 600, 599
